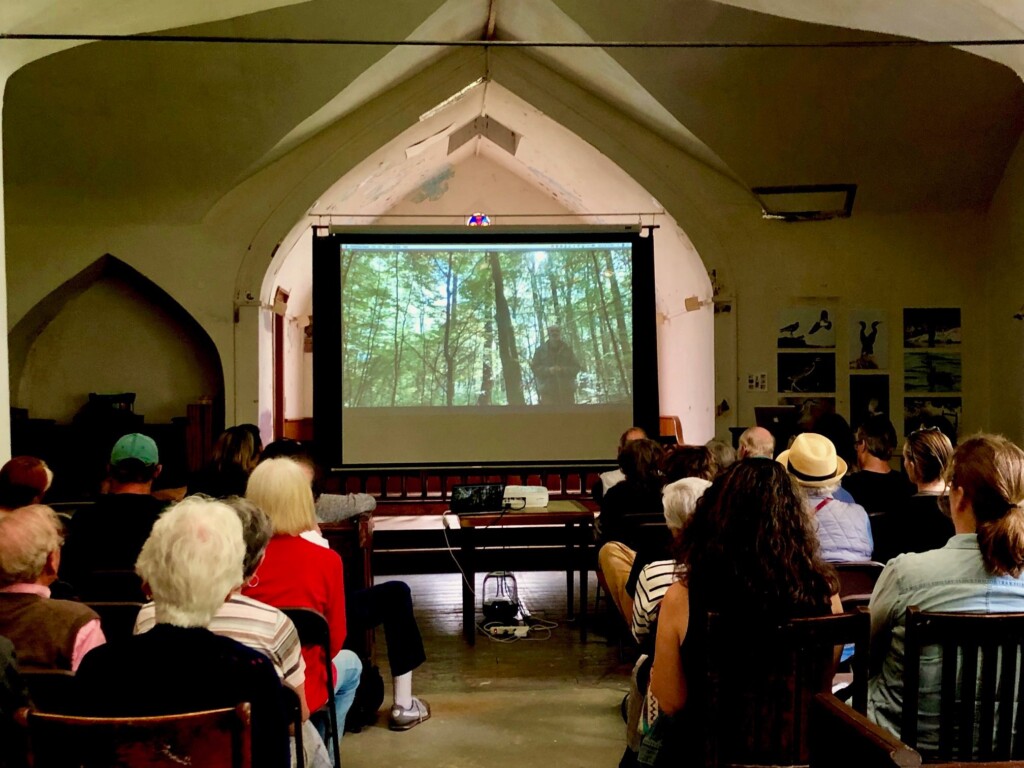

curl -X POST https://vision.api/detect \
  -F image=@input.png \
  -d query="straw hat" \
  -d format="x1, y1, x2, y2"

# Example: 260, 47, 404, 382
776, 433, 847, 487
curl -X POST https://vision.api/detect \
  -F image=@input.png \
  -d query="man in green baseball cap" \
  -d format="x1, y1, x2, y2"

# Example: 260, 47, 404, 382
59, 433, 167, 599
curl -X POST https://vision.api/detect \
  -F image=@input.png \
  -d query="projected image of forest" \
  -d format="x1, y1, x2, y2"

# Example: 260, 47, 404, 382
340, 242, 634, 408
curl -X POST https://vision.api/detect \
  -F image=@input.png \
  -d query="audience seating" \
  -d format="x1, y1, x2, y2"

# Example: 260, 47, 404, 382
19, 669, 75, 714
23, 702, 252, 768
834, 561, 885, 610
74, 569, 146, 602
902, 606, 1024, 761
696, 607, 870, 768
282, 686, 304, 768
86, 601, 144, 640
281, 607, 341, 768
810, 693, 922, 768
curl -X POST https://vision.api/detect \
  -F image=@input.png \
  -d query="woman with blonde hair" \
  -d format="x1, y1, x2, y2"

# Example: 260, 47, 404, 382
242, 458, 364, 745
868, 434, 1024, 755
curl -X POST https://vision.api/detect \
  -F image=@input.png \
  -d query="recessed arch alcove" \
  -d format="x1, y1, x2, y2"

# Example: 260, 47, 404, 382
9, 254, 224, 427
261, 81, 716, 447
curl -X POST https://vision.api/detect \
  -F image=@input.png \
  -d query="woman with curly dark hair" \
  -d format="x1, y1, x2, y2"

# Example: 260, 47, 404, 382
649, 458, 840, 723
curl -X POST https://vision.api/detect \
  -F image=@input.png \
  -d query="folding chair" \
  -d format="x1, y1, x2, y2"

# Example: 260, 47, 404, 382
281, 607, 341, 768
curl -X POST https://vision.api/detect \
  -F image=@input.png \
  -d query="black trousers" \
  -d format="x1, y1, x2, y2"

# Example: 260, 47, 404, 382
345, 581, 426, 677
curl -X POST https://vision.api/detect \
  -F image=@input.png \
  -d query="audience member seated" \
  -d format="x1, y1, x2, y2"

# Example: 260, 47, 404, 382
704, 439, 736, 474
188, 424, 262, 498
261, 439, 375, 522
74, 496, 289, 768
661, 445, 717, 484
58, 433, 166, 597
644, 459, 841, 765
592, 426, 647, 503
631, 477, 712, 643
0, 506, 105, 671
872, 426, 955, 563
736, 426, 775, 460
868, 434, 1024, 756
264, 446, 430, 732
597, 438, 665, 622
134, 495, 331, 768
241, 459, 369, 735
0, 636, 30, 768
779, 433, 873, 562
0, 457, 53, 511
842, 415, 915, 515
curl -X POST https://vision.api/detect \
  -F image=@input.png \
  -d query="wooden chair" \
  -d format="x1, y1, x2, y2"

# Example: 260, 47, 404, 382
85, 601, 144, 640
698, 607, 870, 768
282, 607, 341, 768
659, 415, 684, 446
19, 669, 76, 714
834, 561, 885, 610
24, 703, 252, 768
901, 606, 1024, 761
811, 693, 922, 768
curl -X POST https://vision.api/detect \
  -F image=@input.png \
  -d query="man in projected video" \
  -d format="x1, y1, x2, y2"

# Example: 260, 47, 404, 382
531, 325, 581, 405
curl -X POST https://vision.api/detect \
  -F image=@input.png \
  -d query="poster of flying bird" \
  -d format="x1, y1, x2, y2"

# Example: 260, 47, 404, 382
776, 307, 836, 349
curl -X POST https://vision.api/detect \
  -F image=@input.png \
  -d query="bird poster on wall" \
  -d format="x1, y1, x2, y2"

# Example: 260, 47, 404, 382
776, 307, 836, 348
904, 397, 961, 439
777, 353, 836, 393
849, 310, 887, 369
904, 351, 961, 393
903, 308, 961, 348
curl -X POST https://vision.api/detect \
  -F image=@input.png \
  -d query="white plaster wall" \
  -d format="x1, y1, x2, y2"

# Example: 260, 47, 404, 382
16, 277, 221, 423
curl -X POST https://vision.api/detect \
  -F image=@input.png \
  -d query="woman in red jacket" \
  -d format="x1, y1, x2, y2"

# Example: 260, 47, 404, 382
242, 458, 362, 743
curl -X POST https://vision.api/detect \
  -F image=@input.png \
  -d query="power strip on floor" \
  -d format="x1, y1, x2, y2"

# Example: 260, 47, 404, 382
490, 625, 530, 638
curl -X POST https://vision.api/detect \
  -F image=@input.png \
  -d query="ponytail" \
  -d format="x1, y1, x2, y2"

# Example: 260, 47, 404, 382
978, 503, 1024, 577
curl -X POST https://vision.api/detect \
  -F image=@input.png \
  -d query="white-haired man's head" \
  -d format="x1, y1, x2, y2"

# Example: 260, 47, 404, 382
738, 427, 775, 459
662, 477, 713, 532
0, 505, 62, 588
135, 496, 244, 628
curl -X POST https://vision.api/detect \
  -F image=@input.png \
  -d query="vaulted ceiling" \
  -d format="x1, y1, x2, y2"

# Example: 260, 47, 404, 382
2, 0, 1022, 230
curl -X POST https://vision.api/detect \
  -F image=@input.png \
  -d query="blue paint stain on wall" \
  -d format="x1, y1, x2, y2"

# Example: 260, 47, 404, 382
410, 166, 455, 203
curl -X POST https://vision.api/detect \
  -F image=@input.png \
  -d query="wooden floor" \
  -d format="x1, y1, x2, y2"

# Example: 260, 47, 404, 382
342, 570, 633, 768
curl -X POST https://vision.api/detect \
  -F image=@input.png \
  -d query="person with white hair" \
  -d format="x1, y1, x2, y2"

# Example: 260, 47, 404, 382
737, 426, 775, 460
631, 478, 713, 642
0, 505, 104, 670
74, 496, 289, 768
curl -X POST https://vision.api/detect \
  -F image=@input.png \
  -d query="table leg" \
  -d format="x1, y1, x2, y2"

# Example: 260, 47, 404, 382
461, 525, 476, 645
565, 522, 575, 619
579, 520, 589, 643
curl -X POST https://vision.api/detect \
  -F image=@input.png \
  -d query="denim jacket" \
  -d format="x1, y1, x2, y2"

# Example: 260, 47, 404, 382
867, 534, 1024, 754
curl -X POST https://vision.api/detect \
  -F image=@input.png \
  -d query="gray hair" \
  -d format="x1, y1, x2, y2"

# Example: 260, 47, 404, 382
739, 427, 776, 459
135, 496, 244, 628
662, 477, 713, 532
0, 505, 62, 588
222, 496, 273, 580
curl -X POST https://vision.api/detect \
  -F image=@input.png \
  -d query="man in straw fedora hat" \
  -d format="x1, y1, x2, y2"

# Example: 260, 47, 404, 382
778, 433, 873, 562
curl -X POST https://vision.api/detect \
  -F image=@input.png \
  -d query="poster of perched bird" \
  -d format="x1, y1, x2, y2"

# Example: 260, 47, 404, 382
776, 307, 836, 348
849, 310, 887, 369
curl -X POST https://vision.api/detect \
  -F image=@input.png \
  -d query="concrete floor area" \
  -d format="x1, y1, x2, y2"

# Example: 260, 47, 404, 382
341, 571, 632, 768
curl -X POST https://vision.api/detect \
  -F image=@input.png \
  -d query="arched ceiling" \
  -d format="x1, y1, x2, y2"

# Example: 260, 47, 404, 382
2, 0, 1023, 230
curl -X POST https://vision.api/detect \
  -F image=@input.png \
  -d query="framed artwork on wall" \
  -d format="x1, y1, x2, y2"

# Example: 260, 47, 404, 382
903, 308, 961, 348
776, 307, 836, 349
850, 374, 890, 431
777, 352, 836, 394
849, 310, 887, 369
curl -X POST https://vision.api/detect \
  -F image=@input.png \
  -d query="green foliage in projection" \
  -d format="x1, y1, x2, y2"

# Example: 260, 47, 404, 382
340, 245, 633, 408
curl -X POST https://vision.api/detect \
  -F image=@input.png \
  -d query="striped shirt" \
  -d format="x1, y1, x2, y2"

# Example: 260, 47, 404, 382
134, 594, 304, 689
631, 560, 682, 642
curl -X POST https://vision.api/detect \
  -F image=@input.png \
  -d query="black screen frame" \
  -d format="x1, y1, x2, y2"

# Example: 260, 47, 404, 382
312, 225, 659, 471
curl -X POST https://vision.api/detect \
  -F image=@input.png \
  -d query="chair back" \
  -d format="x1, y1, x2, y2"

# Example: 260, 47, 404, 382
834, 561, 885, 607
26, 703, 252, 768
901, 606, 1024, 761
280, 607, 340, 768
85, 601, 144, 641
702, 608, 870, 768
20, 669, 76, 714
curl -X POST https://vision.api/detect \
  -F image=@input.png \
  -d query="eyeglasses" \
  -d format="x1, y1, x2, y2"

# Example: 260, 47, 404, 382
910, 426, 941, 437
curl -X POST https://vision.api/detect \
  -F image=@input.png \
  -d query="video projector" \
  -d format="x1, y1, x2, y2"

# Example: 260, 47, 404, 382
502, 485, 549, 509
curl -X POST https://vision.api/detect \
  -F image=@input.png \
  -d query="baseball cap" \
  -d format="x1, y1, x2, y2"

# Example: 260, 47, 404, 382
110, 433, 159, 466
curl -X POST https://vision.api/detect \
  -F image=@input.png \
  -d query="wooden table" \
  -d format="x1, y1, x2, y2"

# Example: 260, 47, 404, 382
453, 501, 594, 645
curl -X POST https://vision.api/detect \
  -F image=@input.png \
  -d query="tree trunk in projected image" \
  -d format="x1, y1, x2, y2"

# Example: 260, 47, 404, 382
604, 251, 632, 366
353, 269, 386, 407
442, 253, 458, 407
340, 250, 357, 398
488, 254, 525, 405
390, 251, 409, 408
479, 318, 494, 406
583, 266, 607, 400
528, 259, 547, 342
591, 253, 630, 397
